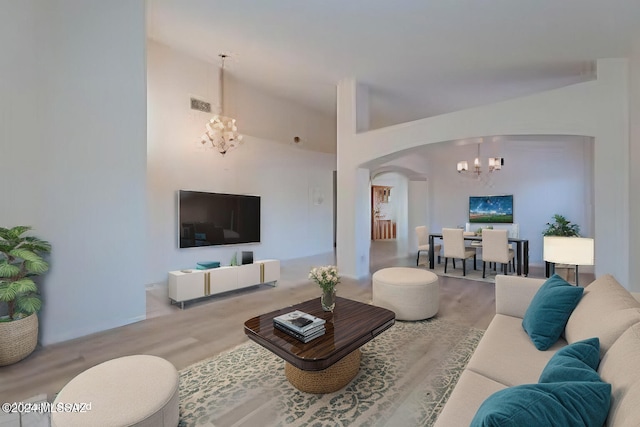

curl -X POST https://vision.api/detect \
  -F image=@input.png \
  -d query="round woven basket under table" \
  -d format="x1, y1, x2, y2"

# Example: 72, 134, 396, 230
0, 313, 38, 366
284, 349, 361, 393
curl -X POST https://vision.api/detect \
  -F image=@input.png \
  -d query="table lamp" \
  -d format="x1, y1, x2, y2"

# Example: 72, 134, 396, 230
543, 236, 594, 286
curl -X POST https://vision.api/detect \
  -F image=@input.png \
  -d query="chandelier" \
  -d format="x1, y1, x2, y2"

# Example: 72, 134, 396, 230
457, 143, 503, 176
201, 54, 243, 156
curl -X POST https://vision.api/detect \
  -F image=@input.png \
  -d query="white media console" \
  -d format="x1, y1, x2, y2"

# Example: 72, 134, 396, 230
168, 259, 280, 309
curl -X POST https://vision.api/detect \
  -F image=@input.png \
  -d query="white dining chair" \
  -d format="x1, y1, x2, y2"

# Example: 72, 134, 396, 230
415, 226, 441, 266
442, 228, 477, 276
481, 229, 515, 278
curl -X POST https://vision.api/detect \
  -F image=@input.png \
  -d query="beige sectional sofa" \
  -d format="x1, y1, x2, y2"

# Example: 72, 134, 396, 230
434, 274, 640, 426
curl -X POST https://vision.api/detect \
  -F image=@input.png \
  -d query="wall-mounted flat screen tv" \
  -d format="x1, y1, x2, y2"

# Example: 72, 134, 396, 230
469, 195, 513, 223
179, 190, 261, 248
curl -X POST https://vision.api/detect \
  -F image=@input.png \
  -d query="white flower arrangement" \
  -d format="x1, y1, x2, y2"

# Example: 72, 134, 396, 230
309, 265, 340, 292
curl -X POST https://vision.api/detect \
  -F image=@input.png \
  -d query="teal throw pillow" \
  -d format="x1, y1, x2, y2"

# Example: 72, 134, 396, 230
539, 337, 601, 383
470, 382, 611, 427
522, 274, 584, 350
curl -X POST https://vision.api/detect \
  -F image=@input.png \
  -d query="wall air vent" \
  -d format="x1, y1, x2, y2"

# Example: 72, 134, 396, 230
190, 97, 211, 113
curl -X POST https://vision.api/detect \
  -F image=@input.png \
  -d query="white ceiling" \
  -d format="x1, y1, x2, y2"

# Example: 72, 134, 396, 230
147, 0, 640, 129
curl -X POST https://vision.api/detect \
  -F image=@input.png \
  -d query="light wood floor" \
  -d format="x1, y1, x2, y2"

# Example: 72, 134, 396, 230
1, 241, 565, 404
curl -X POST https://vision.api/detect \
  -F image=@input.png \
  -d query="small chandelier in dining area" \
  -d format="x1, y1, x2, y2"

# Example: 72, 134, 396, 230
457, 143, 503, 176
201, 54, 243, 156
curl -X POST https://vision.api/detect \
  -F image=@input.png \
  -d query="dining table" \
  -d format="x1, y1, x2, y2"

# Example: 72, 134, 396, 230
428, 232, 529, 276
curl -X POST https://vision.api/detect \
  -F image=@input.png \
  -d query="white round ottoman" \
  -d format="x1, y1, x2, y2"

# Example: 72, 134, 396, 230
51, 355, 179, 427
372, 267, 439, 321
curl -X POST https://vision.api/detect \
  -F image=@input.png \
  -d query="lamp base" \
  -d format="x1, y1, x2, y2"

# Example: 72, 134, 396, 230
545, 262, 579, 286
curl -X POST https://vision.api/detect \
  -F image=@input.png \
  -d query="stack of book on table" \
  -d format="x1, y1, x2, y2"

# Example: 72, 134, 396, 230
273, 310, 326, 343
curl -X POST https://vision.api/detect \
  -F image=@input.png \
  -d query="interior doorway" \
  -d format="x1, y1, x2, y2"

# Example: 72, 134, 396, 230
371, 185, 396, 240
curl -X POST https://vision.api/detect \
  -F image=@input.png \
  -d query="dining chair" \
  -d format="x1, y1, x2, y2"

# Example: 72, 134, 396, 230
463, 230, 479, 252
442, 228, 477, 276
415, 226, 441, 266
481, 229, 515, 278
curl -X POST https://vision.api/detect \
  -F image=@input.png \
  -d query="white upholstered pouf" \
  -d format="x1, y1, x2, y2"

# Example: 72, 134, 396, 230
372, 267, 439, 321
51, 355, 179, 427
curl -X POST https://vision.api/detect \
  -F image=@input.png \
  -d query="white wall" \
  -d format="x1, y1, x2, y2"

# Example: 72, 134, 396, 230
1, 0, 42, 224
424, 137, 593, 265
630, 41, 640, 285
146, 41, 336, 285
408, 180, 429, 256
1, 1, 148, 344
225, 75, 337, 154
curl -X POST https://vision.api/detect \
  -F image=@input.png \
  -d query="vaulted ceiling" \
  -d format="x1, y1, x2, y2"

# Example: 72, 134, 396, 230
147, 0, 640, 129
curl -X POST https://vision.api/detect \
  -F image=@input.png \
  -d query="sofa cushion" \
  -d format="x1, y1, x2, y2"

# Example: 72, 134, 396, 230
522, 274, 583, 351
470, 382, 611, 427
467, 314, 565, 387
538, 337, 600, 383
565, 274, 640, 357
433, 370, 507, 427
598, 322, 640, 427
495, 275, 546, 318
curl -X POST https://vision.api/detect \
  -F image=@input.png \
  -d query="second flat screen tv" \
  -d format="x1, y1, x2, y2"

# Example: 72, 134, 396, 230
469, 195, 513, 223
179, 190, 261, 248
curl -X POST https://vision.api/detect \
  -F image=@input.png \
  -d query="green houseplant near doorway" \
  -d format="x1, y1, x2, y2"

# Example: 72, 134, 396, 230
0, 226, 51, 365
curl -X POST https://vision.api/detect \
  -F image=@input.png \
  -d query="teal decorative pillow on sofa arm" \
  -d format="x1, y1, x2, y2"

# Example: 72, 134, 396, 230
522, 274, 584, 350
470, 382, 611, 427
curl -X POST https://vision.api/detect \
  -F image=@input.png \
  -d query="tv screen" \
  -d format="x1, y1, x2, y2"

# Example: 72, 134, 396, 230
469, 195, 513, 223
179, 190, 261, 248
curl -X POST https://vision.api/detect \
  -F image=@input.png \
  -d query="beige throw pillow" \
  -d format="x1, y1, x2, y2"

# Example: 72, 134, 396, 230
564, 274, 640, 357
598, 322, 640, 427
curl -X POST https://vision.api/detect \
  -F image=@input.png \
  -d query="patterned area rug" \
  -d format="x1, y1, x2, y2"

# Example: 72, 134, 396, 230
179, 318, 483, 426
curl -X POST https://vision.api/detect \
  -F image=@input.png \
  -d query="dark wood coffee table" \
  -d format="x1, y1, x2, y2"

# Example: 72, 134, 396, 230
244, 296, 395, 393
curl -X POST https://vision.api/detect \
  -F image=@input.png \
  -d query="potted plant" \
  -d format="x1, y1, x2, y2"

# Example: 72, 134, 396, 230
0, 226, 51, 365
542, 214, 580, 237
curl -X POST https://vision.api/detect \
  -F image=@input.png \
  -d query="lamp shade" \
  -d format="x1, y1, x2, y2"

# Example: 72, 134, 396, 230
543, 236, 594, 265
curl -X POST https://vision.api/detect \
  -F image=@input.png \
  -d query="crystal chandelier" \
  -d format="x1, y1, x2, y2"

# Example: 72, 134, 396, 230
201, 54, 243, 155
457, 143, 503, 176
